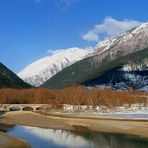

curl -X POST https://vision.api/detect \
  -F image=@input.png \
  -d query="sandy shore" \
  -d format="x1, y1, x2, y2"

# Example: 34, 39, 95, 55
0, 130, 30, 148
1, 111, 148, 140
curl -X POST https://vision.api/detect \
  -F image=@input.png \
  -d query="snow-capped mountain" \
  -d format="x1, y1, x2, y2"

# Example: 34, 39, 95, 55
41, 22, 148, 90
18, 47, 89, 86
86, 23, 147, 57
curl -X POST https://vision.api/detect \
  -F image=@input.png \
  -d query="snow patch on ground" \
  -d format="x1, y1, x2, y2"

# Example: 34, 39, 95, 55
59, 103, 148, 120
62, 103, 148, 119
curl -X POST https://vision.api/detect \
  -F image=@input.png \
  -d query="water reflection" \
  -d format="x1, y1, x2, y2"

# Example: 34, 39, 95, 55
92, 134, 148, 148
4, 125, 148, 148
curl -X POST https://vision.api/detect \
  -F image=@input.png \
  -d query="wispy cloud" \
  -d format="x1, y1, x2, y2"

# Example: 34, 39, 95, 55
55, 0, 77, 10
34, 0, 77, 9
82, 17, 142, 42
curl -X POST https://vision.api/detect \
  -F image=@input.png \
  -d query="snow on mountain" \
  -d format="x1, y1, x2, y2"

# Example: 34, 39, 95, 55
90, 22, 148, 56
122, 59, 148, 72
43, 22, 148, 90
18, 47, 89, 86
18, 22, 148, 88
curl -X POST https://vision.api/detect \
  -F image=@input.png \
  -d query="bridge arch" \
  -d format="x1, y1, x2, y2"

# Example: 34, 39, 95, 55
22, 106, 34, 111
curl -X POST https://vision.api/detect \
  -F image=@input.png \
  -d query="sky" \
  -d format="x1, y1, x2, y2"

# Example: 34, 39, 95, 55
0, 0, 148, 73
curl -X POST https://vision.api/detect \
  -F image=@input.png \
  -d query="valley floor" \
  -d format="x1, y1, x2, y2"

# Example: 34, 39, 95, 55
1, 111, 148, 141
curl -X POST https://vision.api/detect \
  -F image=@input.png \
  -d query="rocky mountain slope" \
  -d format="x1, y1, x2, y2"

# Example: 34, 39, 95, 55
18, 48, 89, 86
84, 49, 148, 90
0, 63, 31, 88
41, 23, 148, 90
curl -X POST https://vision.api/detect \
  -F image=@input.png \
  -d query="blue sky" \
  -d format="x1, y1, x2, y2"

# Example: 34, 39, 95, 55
0, 0, 148, 73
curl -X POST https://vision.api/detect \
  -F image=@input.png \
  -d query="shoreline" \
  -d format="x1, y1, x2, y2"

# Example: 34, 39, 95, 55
0, 130, 30, 148
0, 111, 148, 139
37, 111, 148, 121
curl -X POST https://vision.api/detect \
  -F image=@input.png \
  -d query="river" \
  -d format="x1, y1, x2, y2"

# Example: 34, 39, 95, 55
1, 125, 148, 148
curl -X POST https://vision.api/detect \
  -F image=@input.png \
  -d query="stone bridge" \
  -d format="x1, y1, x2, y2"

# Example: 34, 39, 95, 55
0, 104, 48, 112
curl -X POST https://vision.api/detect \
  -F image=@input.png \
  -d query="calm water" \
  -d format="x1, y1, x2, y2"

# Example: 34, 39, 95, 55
2, 125, 148, 148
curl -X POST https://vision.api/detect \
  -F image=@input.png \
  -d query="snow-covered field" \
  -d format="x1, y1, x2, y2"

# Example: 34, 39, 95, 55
62, 104, 148, 120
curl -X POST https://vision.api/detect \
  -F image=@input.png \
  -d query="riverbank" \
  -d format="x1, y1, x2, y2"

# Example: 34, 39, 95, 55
1, 111, 148, 140
0, 130, 30, 148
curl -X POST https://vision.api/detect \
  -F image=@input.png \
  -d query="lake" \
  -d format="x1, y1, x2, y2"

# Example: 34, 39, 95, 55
1, 125, 148, 148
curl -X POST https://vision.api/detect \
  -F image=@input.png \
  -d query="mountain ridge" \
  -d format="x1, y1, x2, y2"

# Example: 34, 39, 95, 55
41, 23, 148, 90
0, 63, 32, 88
18, 47, 89, 86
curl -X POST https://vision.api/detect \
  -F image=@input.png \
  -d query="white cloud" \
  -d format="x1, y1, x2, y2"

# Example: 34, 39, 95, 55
82, 17, 142, 42
47, 47, 93, 55
48, 49, 66, 55
82, 32, 99, 42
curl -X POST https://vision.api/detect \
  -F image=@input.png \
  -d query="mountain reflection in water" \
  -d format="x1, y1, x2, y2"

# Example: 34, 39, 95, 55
4, 125, 148, 148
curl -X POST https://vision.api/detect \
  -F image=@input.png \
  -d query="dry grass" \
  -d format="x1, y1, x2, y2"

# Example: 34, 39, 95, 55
0, 86, 147, 108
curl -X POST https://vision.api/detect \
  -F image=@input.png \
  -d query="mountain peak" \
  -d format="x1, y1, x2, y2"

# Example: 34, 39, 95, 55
90, 22, 148, 56
41, 22, 148, 90
18, 47, 89, 86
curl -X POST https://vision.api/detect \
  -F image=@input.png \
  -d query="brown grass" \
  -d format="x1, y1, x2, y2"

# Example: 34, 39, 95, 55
0, 86, 147, 108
